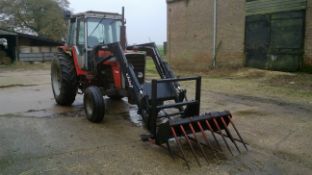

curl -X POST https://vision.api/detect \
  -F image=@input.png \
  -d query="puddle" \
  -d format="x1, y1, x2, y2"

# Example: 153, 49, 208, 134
14, 96, 144, 127
106, 97, 143, 127
128, 104, 143, 127
104, 98, 144, 127
21, 108, 84, 118
20, 103, 85, 118
0, 84, 37, 89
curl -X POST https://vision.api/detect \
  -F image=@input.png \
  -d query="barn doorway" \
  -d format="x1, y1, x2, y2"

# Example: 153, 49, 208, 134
245, 10, 305, 72
0, 38, 12, 64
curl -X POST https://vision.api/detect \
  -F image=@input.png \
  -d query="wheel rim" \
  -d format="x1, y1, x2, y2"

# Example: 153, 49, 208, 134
85, 95, 94, 117
52, 62, 61, 96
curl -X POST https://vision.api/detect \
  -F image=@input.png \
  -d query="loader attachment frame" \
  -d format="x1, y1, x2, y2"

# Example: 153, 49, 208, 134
102, 42, 247, 168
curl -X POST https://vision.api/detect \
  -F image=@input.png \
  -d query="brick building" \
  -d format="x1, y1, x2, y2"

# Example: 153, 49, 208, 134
167, 0, 245, 71
167, 0, 312, 72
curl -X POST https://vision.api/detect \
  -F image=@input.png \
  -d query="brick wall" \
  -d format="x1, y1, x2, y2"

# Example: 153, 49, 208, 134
167, 0, 245, 71
305, 0, 312, 67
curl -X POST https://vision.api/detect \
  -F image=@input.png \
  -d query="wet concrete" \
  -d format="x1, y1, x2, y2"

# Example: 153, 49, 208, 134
0, 69, 312, 174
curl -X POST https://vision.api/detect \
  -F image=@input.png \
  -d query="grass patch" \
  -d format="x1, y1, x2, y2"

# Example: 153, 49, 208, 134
266, 73, 312, 92
201, 69, 312, 104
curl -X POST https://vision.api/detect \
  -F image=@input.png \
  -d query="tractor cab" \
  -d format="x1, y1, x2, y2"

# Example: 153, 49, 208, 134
66, 11, 125, 71
63, 9, 146, 98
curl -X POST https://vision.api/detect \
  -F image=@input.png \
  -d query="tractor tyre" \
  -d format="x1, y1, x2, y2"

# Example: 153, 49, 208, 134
84, 86, 105, 123
51, 52, 78, 106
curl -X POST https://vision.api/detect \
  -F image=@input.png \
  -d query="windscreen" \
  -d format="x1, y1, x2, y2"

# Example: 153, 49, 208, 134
87, 17, 122, 48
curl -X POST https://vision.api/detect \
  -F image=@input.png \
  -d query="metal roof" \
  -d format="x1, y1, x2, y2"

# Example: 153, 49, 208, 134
71, 11, 122, 20
246, 0, 307, 16
0, 29, 17, 36
0, 28, 62, 45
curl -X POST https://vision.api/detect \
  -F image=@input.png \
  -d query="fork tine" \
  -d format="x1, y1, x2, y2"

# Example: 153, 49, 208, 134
171, 127, 190, 169
227, 115, 248, 151
197, 121, 213, 149
220, 117, 241, 153
180, 125, 201, 167
212, 118, 234, 156
189, 123, 209, 162
205, 119, 222, 150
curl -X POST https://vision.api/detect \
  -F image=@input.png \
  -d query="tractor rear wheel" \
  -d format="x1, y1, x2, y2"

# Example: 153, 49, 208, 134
84, 86, 105, 123
51, 52, 78, 106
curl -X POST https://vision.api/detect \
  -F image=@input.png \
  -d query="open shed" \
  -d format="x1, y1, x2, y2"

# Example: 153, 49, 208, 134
0, 28, 62, 63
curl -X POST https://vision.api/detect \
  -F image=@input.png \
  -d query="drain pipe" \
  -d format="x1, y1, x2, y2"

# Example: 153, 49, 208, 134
212, 0, 217, 68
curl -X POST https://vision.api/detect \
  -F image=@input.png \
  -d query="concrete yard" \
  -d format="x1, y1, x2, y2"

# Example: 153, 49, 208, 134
0, 64, 312, 175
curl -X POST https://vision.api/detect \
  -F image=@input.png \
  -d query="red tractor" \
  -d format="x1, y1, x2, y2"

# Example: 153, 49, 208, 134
51, 8, 247, 167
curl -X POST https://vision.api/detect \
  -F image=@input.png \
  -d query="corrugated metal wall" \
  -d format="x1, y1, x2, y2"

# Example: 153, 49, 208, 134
246, 0, 307, 16
245, 0, 307, 72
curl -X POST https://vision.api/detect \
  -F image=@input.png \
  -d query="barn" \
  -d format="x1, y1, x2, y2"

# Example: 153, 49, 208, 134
166, 0, 312, 72
0, 28, 61, 64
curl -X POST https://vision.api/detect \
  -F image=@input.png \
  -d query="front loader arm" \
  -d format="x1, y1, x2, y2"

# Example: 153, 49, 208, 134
127, 43, 183, 100
104, 43, 144, 106
127, 42, 175, 79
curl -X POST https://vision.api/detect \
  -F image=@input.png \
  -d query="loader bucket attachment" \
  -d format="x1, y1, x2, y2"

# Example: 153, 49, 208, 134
156, 112, 248, 167
146, 77, 247, 168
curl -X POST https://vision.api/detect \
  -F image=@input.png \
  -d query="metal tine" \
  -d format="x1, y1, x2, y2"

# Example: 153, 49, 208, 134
220, 117, 241, 153
197, 121, 214, 150
180, 125, 201, 167
227, 115, 248, 151
205, 119, 222, 151
212, 118, 234, 156
171, 127, 190, 169
188, 123, 209, 162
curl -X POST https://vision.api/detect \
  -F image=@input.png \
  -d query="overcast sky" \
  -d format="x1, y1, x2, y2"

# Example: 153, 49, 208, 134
68, 0, 167, 45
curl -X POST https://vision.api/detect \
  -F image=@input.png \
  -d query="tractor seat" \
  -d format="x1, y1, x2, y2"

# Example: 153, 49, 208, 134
142, 82, 177, 101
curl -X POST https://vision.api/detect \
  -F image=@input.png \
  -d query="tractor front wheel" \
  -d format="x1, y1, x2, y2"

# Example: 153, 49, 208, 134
51, 52, 77, 106
84, 86, 105, 123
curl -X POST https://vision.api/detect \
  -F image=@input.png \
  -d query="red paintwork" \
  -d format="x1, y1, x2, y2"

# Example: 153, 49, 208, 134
98, 50, 122, 90
105, 61, 122, 90
58, 46, 87, 76
58, 45, 122, 90
97, 50, 112, 58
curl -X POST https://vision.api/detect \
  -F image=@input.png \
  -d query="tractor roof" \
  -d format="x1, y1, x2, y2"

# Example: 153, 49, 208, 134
71, 11, 122, 20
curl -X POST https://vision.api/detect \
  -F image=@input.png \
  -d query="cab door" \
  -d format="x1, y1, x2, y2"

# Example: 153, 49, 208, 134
76, 18, 88, 70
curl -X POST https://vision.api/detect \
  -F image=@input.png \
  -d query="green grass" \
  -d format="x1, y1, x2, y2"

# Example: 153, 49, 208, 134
157, 45, 166, 58
145, 45, 166, 77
